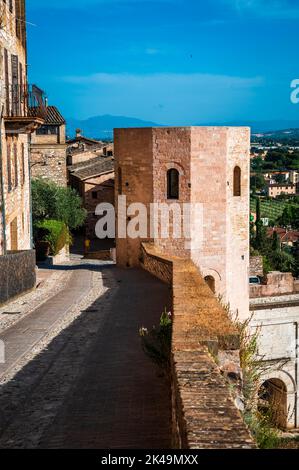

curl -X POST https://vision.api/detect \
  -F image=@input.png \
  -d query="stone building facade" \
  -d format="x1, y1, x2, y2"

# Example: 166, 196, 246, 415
0, 0, 46, 302
115, 127, 250, 321
250, 293, 299, 429
0, 0, 46, 256
30, 106, 67, 186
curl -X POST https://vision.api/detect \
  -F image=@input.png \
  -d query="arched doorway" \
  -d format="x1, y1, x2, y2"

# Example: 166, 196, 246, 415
204, 275, 216, 294
258, 379, 288, 429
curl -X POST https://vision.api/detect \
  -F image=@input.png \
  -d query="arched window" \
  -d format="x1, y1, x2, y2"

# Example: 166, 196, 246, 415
204, 276, 216, 294
167, 169, 179, 200
233, 166, 241, 197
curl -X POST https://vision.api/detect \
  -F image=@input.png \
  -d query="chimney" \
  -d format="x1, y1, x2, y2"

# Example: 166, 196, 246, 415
76, 128, 82, 138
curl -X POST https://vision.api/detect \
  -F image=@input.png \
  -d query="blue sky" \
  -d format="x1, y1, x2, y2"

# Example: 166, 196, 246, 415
26, 0, 299, 124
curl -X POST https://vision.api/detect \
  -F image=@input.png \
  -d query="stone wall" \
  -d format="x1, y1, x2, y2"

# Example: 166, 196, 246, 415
0, 250, 36, 305
141, 243, 254, 449
140, 244, 173, 285
250, 271, 295, 298
0, 1, 32, 255
250, 294, 299, 429
30, 146, 67, 187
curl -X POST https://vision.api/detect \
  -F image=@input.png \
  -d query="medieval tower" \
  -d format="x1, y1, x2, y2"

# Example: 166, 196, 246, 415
115, 127, 250, 320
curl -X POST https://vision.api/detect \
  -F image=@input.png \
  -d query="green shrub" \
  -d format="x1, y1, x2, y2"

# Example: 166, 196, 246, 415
34, 219, 71, 256
32, 179, 86, 230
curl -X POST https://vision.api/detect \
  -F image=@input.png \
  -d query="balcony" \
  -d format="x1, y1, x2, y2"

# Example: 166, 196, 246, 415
4, 84, 47, 134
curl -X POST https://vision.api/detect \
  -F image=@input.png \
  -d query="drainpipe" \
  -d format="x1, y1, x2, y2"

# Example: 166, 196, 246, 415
0, 105, 7, 255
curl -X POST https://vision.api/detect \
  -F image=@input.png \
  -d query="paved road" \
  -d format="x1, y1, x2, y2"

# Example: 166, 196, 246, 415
0, 263, 172, 449
0, 267, 93, 379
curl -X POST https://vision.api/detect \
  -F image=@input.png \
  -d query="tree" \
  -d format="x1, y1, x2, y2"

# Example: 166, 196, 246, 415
250, 174, 266, 193
255, 198, 265, 250
32, 179, 86, 230
277, 206, 299, 230
272, 231, 281, 252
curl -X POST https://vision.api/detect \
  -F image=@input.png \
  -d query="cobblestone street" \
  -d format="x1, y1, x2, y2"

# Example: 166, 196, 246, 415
0, 260, 172, 449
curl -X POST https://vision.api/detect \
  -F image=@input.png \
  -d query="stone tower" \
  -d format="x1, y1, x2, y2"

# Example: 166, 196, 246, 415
114, 127, 250, 320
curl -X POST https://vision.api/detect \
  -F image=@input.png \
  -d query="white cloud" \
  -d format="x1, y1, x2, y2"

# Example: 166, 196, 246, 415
62, 72, 264, 89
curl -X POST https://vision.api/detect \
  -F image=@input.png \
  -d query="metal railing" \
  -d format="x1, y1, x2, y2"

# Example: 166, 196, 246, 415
4, 84, 47, 120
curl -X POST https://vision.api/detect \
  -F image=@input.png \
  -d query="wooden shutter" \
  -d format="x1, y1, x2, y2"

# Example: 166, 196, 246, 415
4, 49, 10, 115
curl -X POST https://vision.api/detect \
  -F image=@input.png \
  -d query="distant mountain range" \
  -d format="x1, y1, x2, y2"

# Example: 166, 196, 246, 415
198, 120, 299, 134
66, 114, 299, 140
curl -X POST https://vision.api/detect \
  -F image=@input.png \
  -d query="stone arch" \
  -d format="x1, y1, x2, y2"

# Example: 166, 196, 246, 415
165, 162, 185, 176
233, 166, 241, 197
202, 268, 222, 296
258, 370, 296, 429
204, 275, 216, 294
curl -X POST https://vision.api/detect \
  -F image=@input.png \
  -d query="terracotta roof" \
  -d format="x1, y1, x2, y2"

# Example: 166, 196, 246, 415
67, 135, 103, 145
68, 156, 103, 171
44, 106, 65, 125
267, 227, 299, 243
71, 157, 114, 180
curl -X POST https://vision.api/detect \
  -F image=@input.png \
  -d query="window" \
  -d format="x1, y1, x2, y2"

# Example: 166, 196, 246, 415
167, 169, 179, 200
233, 166, 241, 197
92, 191, 98, 200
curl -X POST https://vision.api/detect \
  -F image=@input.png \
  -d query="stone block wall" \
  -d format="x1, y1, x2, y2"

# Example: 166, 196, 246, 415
30, 145, 67, 187
140, 244, 173, 285
0, 1, 31, 255
1, 131, 31, 253
0, 250, 36, 305
141, 243, 255, 449
250, 271, 295, 298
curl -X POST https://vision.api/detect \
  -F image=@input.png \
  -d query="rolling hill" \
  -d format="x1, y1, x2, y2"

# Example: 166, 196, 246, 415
66, 115, 162, 139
